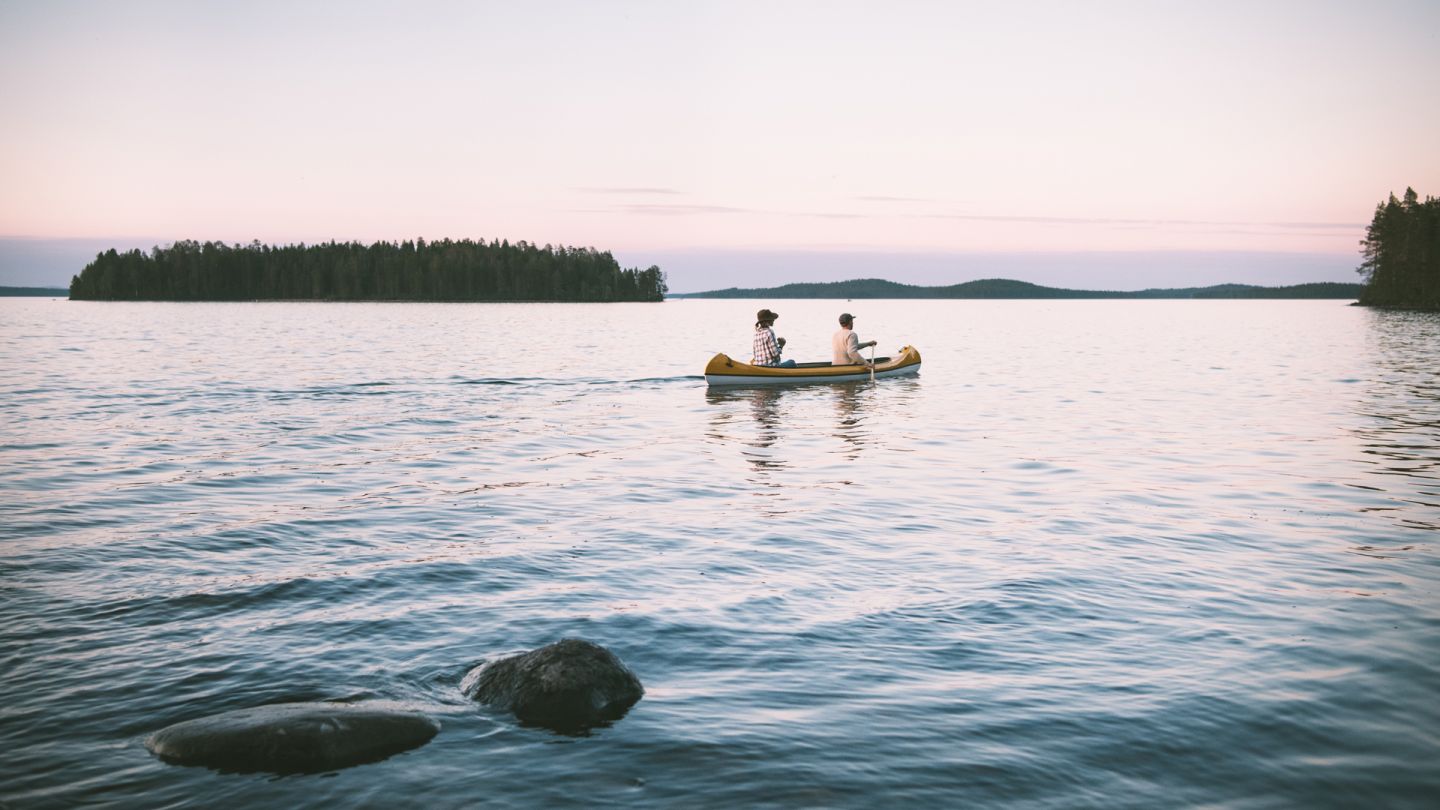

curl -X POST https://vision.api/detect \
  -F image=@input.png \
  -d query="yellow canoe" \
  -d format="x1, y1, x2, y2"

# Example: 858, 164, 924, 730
704, 345, 922, 386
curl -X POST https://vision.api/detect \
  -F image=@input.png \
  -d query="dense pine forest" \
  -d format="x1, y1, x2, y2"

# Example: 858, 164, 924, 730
1357, 188, 1440, 310
68, 239, 667, 302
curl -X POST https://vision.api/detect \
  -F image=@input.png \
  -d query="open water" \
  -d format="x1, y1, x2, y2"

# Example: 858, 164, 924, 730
1, 298, 1437, 808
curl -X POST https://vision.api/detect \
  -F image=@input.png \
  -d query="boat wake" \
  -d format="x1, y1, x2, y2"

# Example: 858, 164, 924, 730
451, 374, 702, 388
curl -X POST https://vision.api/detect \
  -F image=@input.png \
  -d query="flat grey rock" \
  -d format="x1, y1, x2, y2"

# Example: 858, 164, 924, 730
145, 701, 440, 773
463, 639, 643, 732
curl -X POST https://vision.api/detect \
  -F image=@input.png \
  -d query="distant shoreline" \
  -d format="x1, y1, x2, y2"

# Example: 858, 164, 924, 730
670, 278, 1365, 300
0, 280, 1369, 302
0, 286, 68, 297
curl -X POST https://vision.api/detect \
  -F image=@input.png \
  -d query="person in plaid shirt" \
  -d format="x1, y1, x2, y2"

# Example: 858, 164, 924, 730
751, 308, 796, 367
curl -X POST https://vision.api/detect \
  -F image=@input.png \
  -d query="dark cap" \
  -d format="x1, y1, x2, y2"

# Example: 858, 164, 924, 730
838, 312, 855, 325
757, 308, 779, 322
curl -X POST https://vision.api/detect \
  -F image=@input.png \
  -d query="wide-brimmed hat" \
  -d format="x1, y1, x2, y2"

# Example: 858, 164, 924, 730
756, 308, 779, 322
838, 312, 856, 325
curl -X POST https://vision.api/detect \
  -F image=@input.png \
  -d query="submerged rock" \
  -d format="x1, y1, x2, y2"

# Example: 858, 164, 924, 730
463, 639, 644, 732
145, 701, 440, 773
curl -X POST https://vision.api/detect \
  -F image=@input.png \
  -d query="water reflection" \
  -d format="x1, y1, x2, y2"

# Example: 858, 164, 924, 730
743, 387, 787, 471
704, 380, 900, 472
830, 382, 869, 460
1353, 309, 1440, 531
705, 387, 791, 475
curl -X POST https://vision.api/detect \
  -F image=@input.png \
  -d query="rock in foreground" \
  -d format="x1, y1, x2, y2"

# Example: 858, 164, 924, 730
145, 702, 440, 773
463, 639, 644, 732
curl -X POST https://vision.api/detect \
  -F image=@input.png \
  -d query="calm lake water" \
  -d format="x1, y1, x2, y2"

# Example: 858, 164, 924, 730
1, 298, 1437, 808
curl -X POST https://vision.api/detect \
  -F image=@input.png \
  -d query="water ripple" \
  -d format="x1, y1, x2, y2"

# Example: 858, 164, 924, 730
0, 300, 1436, 807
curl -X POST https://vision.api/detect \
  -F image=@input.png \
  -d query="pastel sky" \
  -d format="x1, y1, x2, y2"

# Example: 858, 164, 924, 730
2, 0, 1437, 291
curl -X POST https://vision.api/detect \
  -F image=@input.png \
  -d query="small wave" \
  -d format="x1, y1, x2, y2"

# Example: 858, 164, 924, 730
625, 375, 705, 384
455, 377, 528, 386
290, 384, 402, 397
73, 577, 329, 626
0, 442, 64, 452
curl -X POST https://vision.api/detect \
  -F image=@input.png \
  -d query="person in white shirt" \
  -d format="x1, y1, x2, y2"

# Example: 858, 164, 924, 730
832, 312, 876, 366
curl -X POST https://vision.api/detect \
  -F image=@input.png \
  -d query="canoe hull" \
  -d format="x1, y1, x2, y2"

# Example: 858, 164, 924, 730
704, 346, 922, 387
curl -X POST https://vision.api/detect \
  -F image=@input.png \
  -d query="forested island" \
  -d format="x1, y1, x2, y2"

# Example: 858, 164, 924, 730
1357, 187, 1439, 311
674, 278, 1365, 300
68, 239, 667, 302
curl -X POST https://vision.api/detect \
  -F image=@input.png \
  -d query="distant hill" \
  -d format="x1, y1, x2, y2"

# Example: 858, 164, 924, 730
671, 278, 1365, 300
0, 285, 69, 297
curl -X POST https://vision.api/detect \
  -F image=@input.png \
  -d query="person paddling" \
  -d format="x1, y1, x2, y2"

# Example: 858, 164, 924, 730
832, 312, 876, 367
752, 308, 797, 368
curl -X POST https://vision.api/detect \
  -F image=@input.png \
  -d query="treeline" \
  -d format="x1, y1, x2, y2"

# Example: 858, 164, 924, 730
678, 277, 1365, 299
1358, 188, 1439, 310
68, 239, 667, 302
0, 286, 69, 297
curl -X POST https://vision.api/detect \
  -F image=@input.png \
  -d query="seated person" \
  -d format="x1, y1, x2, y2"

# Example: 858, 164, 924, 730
832, 312, 876, 365
751, 308, 797, 367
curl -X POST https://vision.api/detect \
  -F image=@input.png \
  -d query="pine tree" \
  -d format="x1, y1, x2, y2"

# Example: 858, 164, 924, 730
1358, 187, 1440, 310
